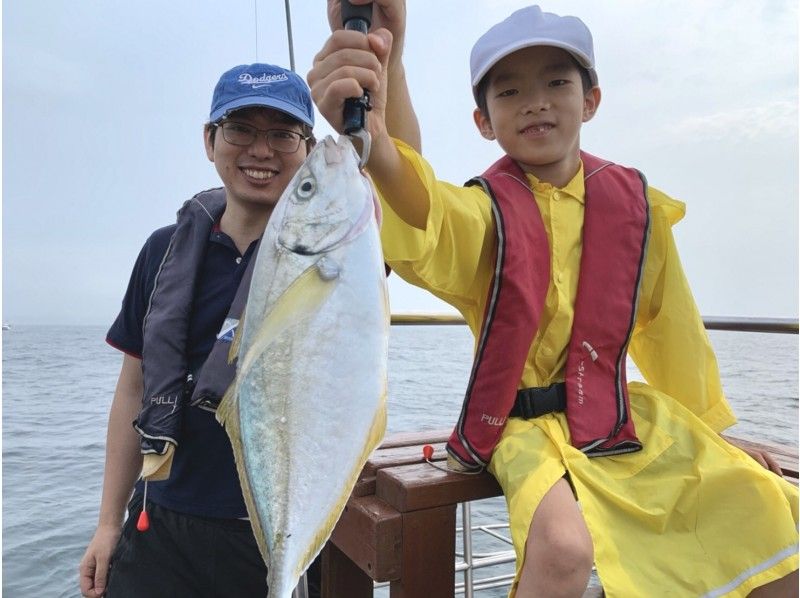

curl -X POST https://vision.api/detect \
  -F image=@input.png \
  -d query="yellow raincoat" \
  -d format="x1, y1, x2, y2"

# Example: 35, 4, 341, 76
378, 139, 798, 597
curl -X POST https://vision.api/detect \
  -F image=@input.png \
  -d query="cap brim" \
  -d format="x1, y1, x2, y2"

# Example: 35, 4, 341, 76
210, 96, 314, 127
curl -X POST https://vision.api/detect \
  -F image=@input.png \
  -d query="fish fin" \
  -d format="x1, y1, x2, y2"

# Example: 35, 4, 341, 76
227, 307, 246, 364
140, 444, 175, 481
215, 382, 236, 427
238, 262, 336, 379
216, 381, 273, 570
297, 388, 388, 577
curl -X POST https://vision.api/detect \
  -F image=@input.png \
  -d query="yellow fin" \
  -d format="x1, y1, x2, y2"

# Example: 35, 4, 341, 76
297, 389, 388, 576
140, 444, 175, 481
214, 378, 272, 568
215, 382, 237, 429
238, 262, 337, 379
227, 307, 246, 364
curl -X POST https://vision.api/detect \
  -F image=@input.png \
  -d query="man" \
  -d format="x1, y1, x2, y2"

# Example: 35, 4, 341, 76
79, 62, 323, 598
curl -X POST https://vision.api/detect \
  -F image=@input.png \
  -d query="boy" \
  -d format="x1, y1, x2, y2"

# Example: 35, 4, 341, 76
309, 4, 799, 596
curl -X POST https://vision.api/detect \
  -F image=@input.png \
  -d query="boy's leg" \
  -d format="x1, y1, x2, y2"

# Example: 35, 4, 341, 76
517, 478, 594, 597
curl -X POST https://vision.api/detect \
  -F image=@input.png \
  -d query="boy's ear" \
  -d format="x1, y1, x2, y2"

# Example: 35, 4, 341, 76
473, 108, 496, 140
582, 87, 602, 123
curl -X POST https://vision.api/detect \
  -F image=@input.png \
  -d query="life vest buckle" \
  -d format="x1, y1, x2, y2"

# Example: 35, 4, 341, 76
510, 382, 567, 419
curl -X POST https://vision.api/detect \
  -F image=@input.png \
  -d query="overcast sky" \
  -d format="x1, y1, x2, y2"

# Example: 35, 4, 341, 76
3, 0, 798, 325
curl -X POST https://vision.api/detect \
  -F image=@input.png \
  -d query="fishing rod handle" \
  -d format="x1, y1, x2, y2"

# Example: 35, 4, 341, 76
342, 1, 373, 134
342, 0, 372, 33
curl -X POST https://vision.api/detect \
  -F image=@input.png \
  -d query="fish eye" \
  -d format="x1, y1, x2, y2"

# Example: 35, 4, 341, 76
296, 177, 316, 200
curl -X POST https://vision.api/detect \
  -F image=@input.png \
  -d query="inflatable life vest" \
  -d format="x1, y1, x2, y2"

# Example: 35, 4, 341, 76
447, 152, 650, 469
136, 189, 255, 460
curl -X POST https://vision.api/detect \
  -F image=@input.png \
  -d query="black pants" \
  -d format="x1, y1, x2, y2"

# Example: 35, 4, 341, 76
106, 497, 321, 597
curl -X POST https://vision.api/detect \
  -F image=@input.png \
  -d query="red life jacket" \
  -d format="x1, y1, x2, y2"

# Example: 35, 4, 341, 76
447, 152, 650, 469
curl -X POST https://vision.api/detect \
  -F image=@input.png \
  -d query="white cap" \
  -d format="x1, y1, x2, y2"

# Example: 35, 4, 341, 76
470, 5, 598, 100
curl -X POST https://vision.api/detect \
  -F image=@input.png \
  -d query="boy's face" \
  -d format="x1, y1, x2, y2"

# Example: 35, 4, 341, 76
204, 107, 309, 213
474, 46, 600, 186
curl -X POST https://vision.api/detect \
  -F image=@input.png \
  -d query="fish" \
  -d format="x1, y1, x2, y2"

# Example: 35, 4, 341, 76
217, 135, 389, 597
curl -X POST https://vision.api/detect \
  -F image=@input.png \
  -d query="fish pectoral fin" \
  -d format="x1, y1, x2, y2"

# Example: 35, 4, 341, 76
140, 444, 175, 481
238, 262, 337, 378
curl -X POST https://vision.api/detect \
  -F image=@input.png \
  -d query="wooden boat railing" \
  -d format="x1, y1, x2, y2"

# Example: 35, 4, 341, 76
320, 316, 799, 598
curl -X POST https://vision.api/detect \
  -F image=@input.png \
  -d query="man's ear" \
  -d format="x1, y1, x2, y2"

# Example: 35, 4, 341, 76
473, 108, 496, 140
582, 87, 601, 123
204, 124, 215, 162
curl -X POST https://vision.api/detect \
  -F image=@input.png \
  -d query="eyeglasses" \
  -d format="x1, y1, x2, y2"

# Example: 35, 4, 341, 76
213, 121, 310, 153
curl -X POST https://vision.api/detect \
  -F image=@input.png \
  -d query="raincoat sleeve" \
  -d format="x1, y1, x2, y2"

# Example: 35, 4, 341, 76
377, 139, 495, 310
628, 187, 737, 433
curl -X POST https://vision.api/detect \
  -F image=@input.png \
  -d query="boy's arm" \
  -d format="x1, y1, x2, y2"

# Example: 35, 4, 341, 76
309, 17, 429, 229
310, 9, 494, 307
628, 191, 736, 432
325, 0, 421, 153
632, 216, 783, 474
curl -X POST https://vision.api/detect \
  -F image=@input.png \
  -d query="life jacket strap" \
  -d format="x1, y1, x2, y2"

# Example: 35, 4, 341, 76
510, 383, 566, 419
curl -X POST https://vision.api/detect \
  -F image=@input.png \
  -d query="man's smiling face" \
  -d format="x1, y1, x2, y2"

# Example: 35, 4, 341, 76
204, 107, 309, 212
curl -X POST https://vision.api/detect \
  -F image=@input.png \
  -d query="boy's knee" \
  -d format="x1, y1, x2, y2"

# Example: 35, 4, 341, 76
521, 529, 593, 597
522, 479, 594, 592
533, 530, 594, 577
525, 511, 594, 587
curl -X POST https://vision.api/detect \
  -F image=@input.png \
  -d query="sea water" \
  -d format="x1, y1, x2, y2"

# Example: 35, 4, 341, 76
3, 325, 797, 596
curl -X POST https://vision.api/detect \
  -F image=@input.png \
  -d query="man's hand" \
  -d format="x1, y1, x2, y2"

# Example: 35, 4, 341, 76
726, 437, 784, 476
79, 524, 121, 597
308, 28, 393, 142
326, 0, 406, 66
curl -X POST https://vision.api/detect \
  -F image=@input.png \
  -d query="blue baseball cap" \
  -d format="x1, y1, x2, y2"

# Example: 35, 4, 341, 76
209, 63, 314, 127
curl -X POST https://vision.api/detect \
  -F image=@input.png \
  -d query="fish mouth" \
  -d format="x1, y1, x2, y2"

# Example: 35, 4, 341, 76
278, 196, 373, 256
277, 223, 348, 256
287, 244, 317, 256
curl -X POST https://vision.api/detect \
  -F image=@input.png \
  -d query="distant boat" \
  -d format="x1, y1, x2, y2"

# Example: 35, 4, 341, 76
2, 324, 10, 331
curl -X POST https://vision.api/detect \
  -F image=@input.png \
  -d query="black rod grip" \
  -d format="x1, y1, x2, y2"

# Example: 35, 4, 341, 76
343, 94, 371, 134
342, 1, 372, 31
341, 1, 374, 134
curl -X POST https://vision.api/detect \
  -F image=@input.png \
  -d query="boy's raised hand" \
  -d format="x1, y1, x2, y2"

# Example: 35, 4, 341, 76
317, 0, 421, 155
309, 23, 426, 228
326, 0, 406, 65
308, 28, 393, 143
